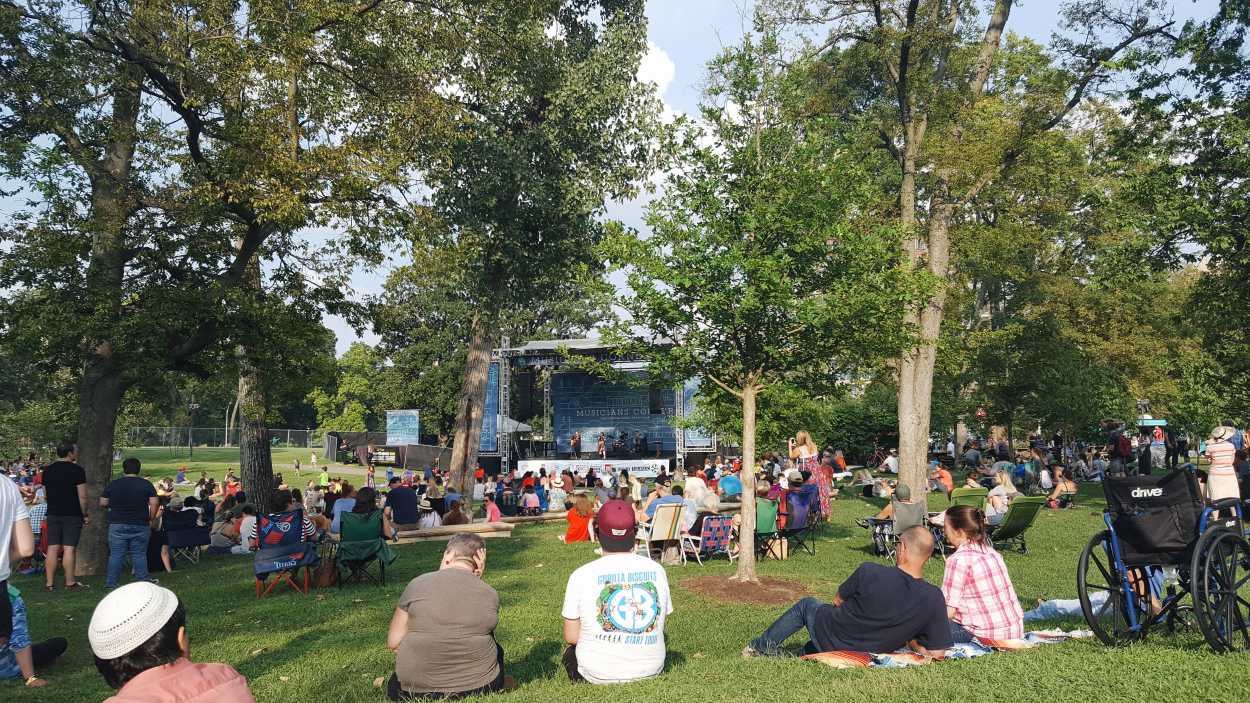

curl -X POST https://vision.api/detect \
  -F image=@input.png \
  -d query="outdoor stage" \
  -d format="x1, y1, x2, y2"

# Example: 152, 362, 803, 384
515, 457, 669, 478
479, 338, 718, 474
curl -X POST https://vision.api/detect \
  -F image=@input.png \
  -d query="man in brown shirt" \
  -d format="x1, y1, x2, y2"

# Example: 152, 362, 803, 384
385, 534, 511, 700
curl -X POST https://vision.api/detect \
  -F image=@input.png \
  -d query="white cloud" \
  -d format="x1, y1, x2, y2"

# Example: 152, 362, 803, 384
637, 41, 676, 99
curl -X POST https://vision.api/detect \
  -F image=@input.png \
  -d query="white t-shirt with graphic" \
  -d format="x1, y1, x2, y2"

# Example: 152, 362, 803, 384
561, 552, 673, 684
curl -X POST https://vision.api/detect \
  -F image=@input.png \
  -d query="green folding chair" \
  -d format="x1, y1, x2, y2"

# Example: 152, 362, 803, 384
949, 486, 989, 510
754, 498, 781, 559
988, 496, 1047, 554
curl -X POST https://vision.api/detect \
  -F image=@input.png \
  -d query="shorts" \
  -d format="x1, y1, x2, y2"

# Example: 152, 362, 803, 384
45, 515, 84, 547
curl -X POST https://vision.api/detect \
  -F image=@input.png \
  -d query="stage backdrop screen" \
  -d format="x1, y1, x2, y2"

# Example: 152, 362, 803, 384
553, 371, 677, 454
682, 378, 714, 450
479, 361, 500, 453
385, 410, 421, 447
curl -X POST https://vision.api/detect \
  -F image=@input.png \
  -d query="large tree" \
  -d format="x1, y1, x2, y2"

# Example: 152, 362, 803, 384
781, 0, 1173, 500
412, 0, 662, 497
0, 0, 527, 571
604, 28, 922, 581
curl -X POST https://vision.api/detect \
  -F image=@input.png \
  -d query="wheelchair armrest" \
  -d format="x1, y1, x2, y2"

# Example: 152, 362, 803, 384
1208, 497, 1242, 512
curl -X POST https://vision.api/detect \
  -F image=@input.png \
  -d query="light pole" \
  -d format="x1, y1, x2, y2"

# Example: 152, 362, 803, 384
187, 401, 200, 457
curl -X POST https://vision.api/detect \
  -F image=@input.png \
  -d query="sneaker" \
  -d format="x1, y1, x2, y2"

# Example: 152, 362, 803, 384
742, 645, 761, 659
855, 518, 870, 529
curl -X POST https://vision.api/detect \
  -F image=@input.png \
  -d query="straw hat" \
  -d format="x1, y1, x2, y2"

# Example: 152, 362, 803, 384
1211, 426, 1236, 443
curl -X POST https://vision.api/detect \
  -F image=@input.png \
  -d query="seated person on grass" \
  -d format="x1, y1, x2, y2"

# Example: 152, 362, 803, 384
562, 499, 673, 684
560, 494, 595, 543
0, 584, 68, 689
744, 526, 951, 658
985, 470, 1019, 525
387, 534, 512, 701
941, 506, 1023, 643
689, 493, 721, 536
90, 582, 254, 702
442, 500, 470, 526
861, 482, 925, 533
386, 477, 419, 532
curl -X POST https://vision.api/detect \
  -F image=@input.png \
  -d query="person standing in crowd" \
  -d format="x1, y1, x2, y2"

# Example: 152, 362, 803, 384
788, 430, 820, 478
90, 582, 254, 702
744, 527, 950, 658
562, 499, 673, 684
941, 506, 1023, 642
387, 534, 511, 700
1205, 426, 1240, 501
100, 458, 159, 590
42, 440, 89, 591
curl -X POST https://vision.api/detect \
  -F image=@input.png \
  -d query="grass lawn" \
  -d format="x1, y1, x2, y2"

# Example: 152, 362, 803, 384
8, 456, 1250, 702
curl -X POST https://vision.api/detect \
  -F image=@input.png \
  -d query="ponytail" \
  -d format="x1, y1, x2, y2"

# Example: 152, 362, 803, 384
945, 505, 989, 544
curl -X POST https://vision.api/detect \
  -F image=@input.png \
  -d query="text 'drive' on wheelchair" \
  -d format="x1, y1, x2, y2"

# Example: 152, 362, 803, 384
1076, 467, 1250, 652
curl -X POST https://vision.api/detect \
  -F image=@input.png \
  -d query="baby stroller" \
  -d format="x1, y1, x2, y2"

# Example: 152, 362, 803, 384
1077, 467, 1250, 652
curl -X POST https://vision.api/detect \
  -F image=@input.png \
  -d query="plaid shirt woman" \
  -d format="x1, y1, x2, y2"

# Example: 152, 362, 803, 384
941, 506, 1024, 642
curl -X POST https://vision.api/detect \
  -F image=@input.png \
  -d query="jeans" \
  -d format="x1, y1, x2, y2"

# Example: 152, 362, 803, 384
749, 596, 830, 655
106, 523, 151, 587
950, 621, 975, 644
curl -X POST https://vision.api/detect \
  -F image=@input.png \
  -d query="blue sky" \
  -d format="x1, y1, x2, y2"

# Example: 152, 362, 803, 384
326, 0, 1219, 355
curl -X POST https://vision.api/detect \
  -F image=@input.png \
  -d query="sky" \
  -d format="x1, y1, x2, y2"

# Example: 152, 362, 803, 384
324, 0, 1220, 355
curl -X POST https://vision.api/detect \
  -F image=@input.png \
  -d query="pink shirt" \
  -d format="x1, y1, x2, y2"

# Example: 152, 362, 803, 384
942, 541, 1024, 640
1206, 440, 1236, 476
485, 502, 502, 522
104, 658, 254, 703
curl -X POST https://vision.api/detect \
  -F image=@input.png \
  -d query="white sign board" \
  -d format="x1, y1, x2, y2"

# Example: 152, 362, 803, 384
515, 458, 670, 479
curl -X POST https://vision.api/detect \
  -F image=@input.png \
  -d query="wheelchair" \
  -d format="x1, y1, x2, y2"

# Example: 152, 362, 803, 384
1077, 467, 1250, 652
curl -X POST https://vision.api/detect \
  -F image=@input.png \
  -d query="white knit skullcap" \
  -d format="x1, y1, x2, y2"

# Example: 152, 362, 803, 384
88, 582, 180, 660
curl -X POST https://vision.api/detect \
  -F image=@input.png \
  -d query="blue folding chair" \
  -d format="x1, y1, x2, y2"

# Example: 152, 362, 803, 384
253, 510, 318, 598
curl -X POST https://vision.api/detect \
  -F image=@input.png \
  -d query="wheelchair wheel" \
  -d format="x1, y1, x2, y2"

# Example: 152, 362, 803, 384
1078, 530, 1144, 645
1191, 528, 1250, 653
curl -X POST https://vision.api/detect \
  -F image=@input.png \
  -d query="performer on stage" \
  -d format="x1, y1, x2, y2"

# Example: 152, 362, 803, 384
571, 432, 582, 459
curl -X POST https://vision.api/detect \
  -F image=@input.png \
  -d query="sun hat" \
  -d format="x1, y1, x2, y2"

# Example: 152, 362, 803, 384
1211, 426, 1236, 443
89, 582, 180, 660
418, 497, 433, 511
595, 499, 637, 550
551, 476, 566, 490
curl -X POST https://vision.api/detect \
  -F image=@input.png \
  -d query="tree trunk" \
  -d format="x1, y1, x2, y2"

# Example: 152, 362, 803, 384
238, 362, 276, 512
75, 63, 143, 575
236, 251, 275, 512
76, 353, 127, 575
448, 315, 492, 504
896, 206, 953, 506
732, 382, 759, 583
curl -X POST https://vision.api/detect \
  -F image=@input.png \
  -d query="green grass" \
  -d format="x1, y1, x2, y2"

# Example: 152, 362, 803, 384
116, 446, 367, 490
8, 472, 1250, 702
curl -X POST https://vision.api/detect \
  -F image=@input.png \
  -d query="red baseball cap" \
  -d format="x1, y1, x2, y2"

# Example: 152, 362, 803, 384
595, 499, 637, 550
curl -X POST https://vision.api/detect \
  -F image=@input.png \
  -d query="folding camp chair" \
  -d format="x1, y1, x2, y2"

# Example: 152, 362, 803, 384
781, 484, 818, 556
988, 496, 1047, 554
253, 510, 318, 598
636, 503, 684, 562
164, 508, 209, 565
949, 486, 989, 510
754, 498, 783, 559
682, 515, 735, 565
337, 510, 397, 587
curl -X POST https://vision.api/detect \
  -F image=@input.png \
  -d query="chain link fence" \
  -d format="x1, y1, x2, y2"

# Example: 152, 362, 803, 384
124, 426, 320, 450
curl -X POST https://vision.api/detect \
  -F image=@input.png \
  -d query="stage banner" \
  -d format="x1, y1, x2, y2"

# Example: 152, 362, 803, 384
552, 371, 677, 455
385, 410, 421, 447
515, 458, 670, 479
682, 378, 714, 450
479, 361, 500, 453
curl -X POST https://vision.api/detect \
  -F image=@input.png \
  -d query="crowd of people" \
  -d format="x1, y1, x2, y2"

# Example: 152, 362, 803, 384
3, 419, 1249, 699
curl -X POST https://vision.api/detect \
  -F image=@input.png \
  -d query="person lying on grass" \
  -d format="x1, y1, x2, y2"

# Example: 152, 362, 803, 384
90, 582, 254, 702
387, 534, 514, 701
743, 526, 951, 659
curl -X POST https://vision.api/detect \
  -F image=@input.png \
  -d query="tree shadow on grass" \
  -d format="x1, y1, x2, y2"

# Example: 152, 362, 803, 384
509, 639, 562, 683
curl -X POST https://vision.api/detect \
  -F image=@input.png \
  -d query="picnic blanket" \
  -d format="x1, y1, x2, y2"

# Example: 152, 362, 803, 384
802, 629, 1093, 669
